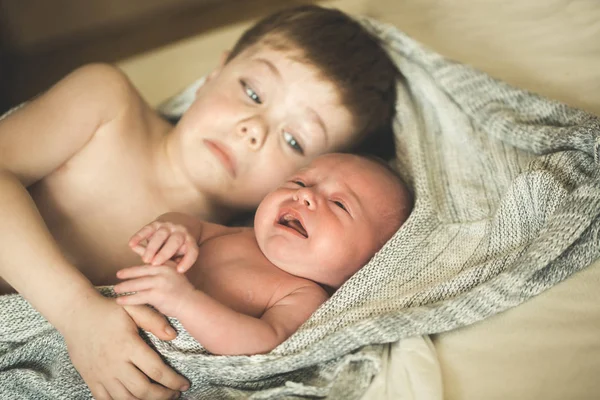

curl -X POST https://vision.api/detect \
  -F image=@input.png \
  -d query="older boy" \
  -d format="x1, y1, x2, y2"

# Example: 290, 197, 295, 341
116, 154, 413, 355
0, 5, 399, 400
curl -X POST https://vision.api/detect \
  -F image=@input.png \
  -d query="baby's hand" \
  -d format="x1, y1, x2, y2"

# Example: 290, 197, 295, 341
129, 221, 199, 273
115, 265, 195, 317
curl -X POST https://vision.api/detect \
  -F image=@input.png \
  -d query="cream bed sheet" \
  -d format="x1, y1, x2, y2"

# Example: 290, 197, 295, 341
361, 337, 442, 400
361, 257, 600, 400
117, 1, 600, 399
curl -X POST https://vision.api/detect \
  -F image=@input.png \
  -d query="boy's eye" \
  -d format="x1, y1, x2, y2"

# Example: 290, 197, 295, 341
333, 200, 349, 213
241, 80, 262, 104
283, 131, 304, 155
292, 180, 306, 187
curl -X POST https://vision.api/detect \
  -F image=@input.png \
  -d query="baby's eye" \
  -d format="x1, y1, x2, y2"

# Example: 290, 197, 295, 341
241, 80, 262, 104
283, 131, 304, 155
333, 200, 349, 213
292, 180, 306, 187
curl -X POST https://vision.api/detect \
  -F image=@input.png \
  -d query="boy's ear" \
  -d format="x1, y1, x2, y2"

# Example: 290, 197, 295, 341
205, 50, 231, 83
219, 50, 231, 66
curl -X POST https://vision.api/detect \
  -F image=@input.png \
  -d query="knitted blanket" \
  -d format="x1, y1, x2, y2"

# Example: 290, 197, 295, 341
2, 18, 600, 399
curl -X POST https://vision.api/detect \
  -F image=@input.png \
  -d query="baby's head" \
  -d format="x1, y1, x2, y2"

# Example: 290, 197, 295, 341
254, 153, 413, 289
227, 5, 400, 157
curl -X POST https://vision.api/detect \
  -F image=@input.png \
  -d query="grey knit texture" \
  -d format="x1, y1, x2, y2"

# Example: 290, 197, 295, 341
2, 18, 600, 399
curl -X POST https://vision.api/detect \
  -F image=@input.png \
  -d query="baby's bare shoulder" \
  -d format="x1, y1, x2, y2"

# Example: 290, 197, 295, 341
261, 279, 329, 338
273, 278, 329, 309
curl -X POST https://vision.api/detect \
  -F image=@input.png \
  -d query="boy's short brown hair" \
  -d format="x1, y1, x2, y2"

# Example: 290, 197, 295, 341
227, 5, 400, 159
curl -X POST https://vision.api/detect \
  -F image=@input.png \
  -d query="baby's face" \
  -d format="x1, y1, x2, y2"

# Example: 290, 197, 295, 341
254, 154, 406, 288
172, 41, 357, 211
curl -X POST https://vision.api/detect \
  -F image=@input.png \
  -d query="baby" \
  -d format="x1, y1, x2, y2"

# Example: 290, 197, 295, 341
115, 153, 413, 354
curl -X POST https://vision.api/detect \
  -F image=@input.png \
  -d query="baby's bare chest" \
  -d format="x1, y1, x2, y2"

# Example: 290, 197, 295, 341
187, 236, 297, 317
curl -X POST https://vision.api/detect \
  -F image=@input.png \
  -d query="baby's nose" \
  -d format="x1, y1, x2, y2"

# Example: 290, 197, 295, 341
294, 188, 317, 210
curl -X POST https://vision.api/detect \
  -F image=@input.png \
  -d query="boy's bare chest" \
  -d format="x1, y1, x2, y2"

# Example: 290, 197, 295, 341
28, 119, 168, 284
187, 234, 299, 317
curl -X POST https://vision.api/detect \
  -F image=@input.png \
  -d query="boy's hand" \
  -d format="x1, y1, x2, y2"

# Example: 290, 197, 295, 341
115, 265, 195, 317
63, 296, 189, 399
129, 221, 199, 273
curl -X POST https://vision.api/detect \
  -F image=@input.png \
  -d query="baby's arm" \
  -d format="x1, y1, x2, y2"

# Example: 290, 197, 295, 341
0, 64, 187, 399
115, 265, 329, 355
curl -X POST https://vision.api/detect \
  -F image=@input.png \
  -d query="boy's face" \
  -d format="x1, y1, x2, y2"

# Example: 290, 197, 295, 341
254, 154, 404, 288
173, 41, 356, 211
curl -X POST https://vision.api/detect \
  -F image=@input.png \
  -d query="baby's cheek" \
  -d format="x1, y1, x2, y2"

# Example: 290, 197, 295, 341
259, 239, 286, 267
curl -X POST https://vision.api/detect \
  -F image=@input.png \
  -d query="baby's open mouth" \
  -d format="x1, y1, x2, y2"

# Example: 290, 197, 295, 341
278, 213, 308, 238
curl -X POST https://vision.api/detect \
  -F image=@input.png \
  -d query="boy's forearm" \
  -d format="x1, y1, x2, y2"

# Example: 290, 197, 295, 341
0, 172, 99, 331
175, 290, 282, 355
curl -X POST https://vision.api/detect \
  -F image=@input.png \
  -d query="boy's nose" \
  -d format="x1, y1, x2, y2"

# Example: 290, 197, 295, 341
293, 188, 317, 210
237, 117, 267, 150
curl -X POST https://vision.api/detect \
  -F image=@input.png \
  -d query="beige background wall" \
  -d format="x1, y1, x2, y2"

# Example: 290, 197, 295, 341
0, 0, 216, 51
2, 0, 599, 116
118, 0, 600, 116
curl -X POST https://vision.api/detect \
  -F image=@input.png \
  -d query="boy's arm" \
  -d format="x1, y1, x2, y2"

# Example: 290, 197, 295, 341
175, 284, 328, 355
0, 64, 187, 398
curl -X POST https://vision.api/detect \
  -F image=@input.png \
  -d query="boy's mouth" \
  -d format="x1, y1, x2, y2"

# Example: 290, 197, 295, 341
203, 139, 237, 177
277, 212, 308, 238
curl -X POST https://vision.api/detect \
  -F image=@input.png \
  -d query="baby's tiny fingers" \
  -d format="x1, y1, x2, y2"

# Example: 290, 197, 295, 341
130, 244, 146, 258
129, 225, 157, 247
177, 246, 198, 273
116, 265, 164, 280
143, 228, 171, 263
116, 291, 151, 306
115, 276, 159, 294
152, 234, 185, 265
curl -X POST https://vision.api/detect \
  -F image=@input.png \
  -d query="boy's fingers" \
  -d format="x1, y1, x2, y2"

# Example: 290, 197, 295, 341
123, 305, 177, 341
131, 344, 190, 393
88, 384, 110, 400
152, 234, 185, 265
143, 228, 171, 263
120, 364, 182, 400
103, 378, 138, 400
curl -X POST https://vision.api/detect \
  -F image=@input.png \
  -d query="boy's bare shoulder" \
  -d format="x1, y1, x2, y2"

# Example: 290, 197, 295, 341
0, 63, 155, 184
61, 63, 148, 119
65, 63, 135, 95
